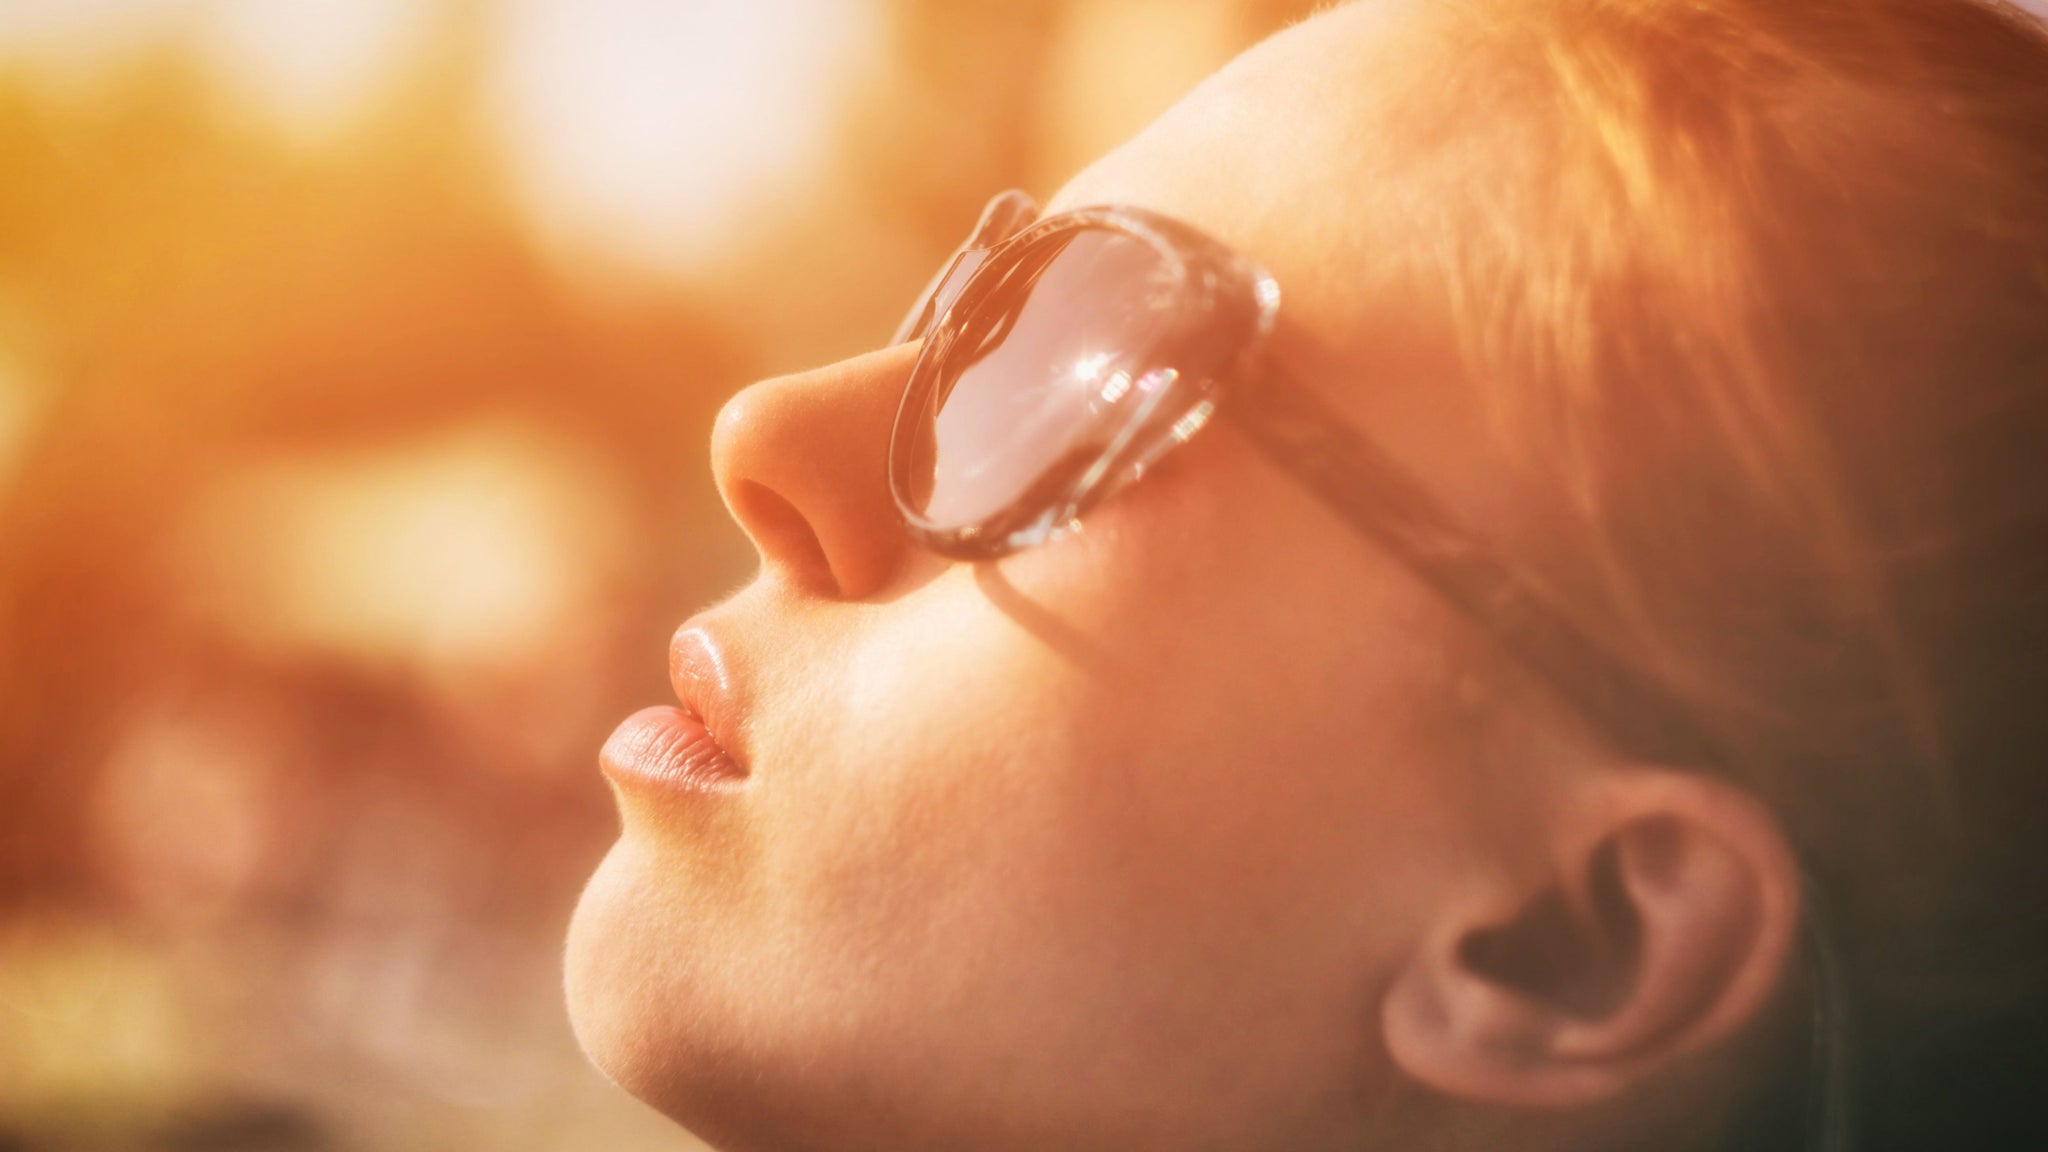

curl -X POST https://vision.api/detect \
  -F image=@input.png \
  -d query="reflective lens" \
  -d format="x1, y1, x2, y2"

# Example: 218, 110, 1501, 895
894, 225, 1183, 542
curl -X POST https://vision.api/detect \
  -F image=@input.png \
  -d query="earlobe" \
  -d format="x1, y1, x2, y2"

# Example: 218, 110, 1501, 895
1382, 770, 1802, 1109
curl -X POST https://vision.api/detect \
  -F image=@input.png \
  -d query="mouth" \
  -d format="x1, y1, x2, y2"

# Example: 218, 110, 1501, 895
599, 622, 748, 794
600, 705, 743, 792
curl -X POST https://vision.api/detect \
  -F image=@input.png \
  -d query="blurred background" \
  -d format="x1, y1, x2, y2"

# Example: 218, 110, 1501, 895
0, 1, 1330, 1149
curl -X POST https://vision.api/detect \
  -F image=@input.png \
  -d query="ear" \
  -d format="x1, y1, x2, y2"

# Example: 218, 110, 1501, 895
1381, 768, 1802, 1108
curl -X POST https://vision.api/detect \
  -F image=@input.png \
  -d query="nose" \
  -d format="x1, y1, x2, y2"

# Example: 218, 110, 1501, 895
710, 342, 919, 598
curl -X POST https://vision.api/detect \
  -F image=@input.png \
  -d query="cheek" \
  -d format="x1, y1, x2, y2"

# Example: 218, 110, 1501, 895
753, 497, 1461, 1077
969, 442, 1482, 970
754, 594, 1125, 979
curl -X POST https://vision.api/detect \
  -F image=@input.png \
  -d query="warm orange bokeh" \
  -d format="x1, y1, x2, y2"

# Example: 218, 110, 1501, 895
0, 3, 1317, 1149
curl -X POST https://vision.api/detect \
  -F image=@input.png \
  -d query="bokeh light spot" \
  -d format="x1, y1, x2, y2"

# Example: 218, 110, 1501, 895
0, 0, 188, 79
95, 708, 274, 928
0, 350, 40, 497
1034, 0, 1244, 188
491, 0, 883, 276
198, 0, 425, 138
174, 422, 630, 674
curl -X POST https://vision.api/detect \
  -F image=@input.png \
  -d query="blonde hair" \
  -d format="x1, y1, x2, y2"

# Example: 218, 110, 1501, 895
1401, 0, 2048, 1143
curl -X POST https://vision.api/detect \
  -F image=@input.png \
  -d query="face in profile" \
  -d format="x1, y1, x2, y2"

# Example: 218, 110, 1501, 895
564, 3, 1821, 1150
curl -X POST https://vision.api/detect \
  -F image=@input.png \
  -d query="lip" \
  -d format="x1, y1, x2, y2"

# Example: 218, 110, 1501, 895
598, 621, 749, 794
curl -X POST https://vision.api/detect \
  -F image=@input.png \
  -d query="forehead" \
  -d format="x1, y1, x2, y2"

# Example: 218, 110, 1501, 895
1045, 0, 1509, 515
1045, 0, 1450, 353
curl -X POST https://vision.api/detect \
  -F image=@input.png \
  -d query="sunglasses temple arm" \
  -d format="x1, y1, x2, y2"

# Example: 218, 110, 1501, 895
1224, 363, 1727, 769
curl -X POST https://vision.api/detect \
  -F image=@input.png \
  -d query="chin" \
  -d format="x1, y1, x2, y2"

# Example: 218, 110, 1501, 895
563, 841, 786, 1150
563, 842, 657, 1092
564, 846, 712, 1102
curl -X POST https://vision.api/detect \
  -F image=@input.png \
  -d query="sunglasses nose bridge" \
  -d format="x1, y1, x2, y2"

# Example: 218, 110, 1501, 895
893, 247, 998, 348
892, 190, 1042, 346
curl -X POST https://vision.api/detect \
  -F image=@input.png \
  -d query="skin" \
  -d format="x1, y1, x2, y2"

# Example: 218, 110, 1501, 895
566, 3, 1804, 1150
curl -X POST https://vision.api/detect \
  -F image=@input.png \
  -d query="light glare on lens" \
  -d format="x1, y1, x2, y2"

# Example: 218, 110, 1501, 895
912, 228, 1176, 532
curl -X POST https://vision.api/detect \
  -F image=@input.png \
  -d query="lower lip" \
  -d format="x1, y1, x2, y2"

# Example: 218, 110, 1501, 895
600, 706, 746, 793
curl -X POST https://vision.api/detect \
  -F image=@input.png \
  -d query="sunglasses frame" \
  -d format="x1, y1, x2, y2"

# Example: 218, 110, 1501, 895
890, 198, 1275, 560
891, 190, 1719, 769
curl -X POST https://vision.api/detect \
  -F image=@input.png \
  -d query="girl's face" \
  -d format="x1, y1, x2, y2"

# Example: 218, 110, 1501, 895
567, 4, 1792, 1150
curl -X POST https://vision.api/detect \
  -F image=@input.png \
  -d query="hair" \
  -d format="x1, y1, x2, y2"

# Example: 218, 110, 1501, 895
1390, 0, 2048, 1147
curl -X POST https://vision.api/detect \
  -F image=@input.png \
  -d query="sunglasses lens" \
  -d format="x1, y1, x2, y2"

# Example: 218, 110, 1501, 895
896, 226, 1180, 539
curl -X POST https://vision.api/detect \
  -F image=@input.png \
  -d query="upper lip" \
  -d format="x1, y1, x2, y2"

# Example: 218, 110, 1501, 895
669, 616, 750, 773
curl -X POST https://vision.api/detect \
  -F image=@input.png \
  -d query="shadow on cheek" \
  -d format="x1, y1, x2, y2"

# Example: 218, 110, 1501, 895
974, 562, 1110, 668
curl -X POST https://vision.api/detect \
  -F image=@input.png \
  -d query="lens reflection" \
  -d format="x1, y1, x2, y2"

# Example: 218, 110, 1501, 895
905, 227, 1177, 531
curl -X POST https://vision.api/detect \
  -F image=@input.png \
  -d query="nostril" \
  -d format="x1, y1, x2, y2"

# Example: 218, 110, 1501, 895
731, 480, 836, 593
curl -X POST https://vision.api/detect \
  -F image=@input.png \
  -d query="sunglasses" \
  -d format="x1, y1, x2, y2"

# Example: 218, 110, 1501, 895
889, 192, 1857, 1149
889, 189, 1718, 771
